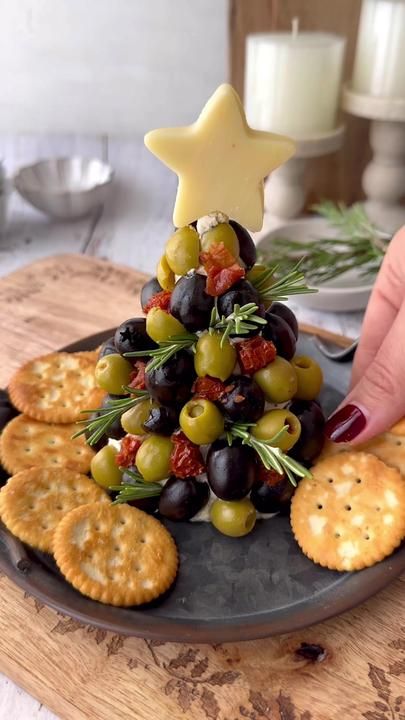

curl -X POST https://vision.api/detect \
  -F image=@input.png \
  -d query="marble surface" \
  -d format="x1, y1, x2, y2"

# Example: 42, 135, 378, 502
0, 133, 364, 720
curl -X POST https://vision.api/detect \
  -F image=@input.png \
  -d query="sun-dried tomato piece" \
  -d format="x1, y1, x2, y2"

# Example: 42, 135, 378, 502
128, 361, 146, 390
257, 464, 285, 486
170, 431, 206, 478
144, 290, 172, 314
192, 376, 227, 402
115, 435, 143, 467
200, 241, 245, 296
200, 242, 236, 272
236, 336, 276, 374
206, 264, 245, 296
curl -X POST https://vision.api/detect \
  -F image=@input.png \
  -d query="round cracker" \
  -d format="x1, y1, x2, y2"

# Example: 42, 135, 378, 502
320, 433, 405, 476
0, 414, 95, 475
0, 468, 109, 553
53, 502, 178, 606
360, 433, 405, 475
8, 351, 105, 423
291, 452, 405, 572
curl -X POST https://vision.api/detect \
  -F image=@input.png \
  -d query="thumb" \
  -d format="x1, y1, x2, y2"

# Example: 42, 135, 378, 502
325, 299, 405, 444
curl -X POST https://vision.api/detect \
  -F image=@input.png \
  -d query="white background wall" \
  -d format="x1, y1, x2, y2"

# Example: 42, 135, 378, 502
0, 0, 229, 134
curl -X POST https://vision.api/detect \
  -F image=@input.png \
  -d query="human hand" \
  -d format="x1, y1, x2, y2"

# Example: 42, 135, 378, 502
325, 225, 405, 444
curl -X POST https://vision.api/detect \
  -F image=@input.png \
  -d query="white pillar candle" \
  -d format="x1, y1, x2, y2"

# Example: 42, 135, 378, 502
245, 30, 346, 138
352, 0, 405, 98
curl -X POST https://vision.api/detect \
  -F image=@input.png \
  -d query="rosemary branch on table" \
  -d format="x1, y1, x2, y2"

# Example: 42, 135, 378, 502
226, 422, 311, 487
260, 201, 390, 286
72, 390, 149, 446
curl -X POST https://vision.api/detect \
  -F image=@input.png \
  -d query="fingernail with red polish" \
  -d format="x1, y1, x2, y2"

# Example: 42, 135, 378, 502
325, 404, 367, 443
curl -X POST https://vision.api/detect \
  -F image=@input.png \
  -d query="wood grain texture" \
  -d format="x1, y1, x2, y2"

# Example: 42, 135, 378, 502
0, 254, 147, 386
0, 253, 404, 720
230, 0, 371, 206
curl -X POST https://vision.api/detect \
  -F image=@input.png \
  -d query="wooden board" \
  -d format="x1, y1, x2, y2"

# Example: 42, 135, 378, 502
0, 254, 404, 720
230, 0, 371, 207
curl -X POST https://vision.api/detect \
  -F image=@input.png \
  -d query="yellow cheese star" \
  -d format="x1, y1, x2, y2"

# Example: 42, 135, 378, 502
144, 83, 295, 232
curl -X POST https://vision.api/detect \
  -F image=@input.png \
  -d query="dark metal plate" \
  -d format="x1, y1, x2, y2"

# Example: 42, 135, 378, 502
0, 329, 404, 643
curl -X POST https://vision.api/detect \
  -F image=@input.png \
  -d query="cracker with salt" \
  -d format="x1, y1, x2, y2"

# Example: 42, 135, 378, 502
8, 351, 105, 423
0, 467, 109, 553
53, 502, 178, 606
290, 452, 405, 571
0, 414, 95, 475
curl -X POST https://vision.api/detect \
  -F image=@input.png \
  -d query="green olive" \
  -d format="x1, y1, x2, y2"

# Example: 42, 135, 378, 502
91, 445, 123, 489
252, 409, 301, 451
156, 254, 175, 291
246, 263, 270, 284
95, 354, 133, 395
180, 398, 224, 445
200, 223, 239, 258
121, 398, 157, 435
136, 434, 173, 482
165, 226, 200, 275
292, 355, 324, 401
254, 357, 298, 403
146, 307, 187, 343
210, 498, 256, 537
194, 331, 236, 381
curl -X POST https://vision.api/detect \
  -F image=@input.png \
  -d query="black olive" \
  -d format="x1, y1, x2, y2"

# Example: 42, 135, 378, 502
229, 219, 257, 269
289, 400, 326, 465
159, 476, 209, 521
250, 475, 294, 514
114, 317, 157, 356
99, 336, 117, 359
0, 390, 18, 429
219, 375, 265, 423
146, 351, 196, 407
268, 302, 298, 339
142, 405, 179, 436
262, 312, 296, 360
217, 280, 265, 336
207, 439, 256, 500
140, 276, 163, 312
170, 273, 214, 332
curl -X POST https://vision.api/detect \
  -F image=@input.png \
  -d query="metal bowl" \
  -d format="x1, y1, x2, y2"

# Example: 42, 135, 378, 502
13, 157, 114, 220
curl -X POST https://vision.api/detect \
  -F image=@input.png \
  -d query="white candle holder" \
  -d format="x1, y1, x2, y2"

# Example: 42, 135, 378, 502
343, 85, 405, 233
264, 126, 345, 219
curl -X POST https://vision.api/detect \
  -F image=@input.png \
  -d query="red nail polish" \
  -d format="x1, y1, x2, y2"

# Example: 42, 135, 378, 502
325, 404, 367, 443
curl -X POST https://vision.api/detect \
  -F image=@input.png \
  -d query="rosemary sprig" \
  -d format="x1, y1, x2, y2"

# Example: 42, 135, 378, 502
250, 258, 317, 305
124, 333, 197, 372
72, 390, 149, 445
260, 201, 390, 285
227, 422, 311, 487
209, 301, 267, 347
110, 468, 162, 504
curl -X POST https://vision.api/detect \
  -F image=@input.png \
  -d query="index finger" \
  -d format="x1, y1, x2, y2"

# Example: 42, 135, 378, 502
351, 227, 405, 388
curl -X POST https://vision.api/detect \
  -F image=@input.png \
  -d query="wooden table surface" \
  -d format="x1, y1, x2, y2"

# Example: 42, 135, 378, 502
0, 134, 368, 719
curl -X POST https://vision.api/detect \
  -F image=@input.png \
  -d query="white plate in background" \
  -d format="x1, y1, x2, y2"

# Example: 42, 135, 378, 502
255, 217, 374, 312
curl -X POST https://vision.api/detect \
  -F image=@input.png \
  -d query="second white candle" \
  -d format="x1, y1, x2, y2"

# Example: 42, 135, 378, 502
245, 31, 346, 138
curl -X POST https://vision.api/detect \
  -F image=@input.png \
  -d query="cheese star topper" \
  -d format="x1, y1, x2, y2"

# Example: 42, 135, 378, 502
144, 84, 295, 232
